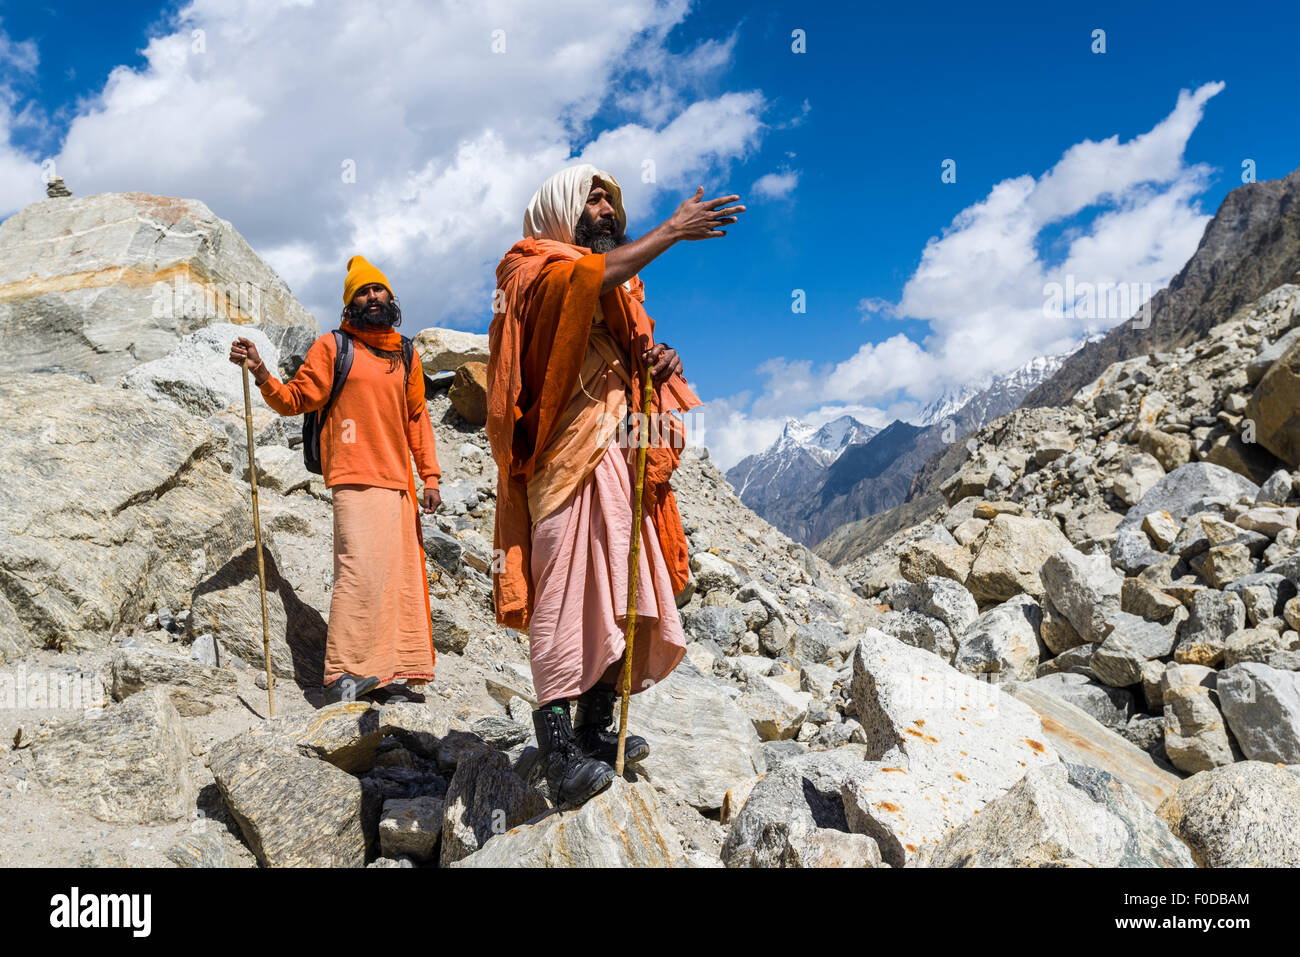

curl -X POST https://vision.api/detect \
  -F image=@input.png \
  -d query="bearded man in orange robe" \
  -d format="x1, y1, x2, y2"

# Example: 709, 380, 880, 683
487, 164, 744, 805
231, 256, 441, 705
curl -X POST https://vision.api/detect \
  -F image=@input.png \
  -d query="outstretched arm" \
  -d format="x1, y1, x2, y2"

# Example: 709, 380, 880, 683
600, 187, 745, 295
229, 336, 332, 416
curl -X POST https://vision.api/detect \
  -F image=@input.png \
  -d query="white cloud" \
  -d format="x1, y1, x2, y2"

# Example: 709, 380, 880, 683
751, 169, 798, 199
10, 0, 765, 328
0, 23, 44, 213
856, 296, 896, 319
702, 82, 1225, 470
0, 23, 38, 77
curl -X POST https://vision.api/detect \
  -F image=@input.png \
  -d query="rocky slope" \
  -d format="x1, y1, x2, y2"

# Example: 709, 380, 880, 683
827, 279, 1300, 815
819, 169, 1300, 571
2, 191, 1292, 869
1021, 167, 1300, 409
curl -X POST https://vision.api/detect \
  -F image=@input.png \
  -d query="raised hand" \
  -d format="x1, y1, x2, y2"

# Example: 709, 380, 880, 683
668, 187, 745, 241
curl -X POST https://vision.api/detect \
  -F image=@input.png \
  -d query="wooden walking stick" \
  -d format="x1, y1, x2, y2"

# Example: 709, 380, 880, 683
616, 362, 656, 775
240, 361, 276, 717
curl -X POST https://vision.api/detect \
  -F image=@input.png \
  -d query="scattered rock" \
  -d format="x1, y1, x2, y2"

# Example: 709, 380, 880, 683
1217, 663, 1300, 763
627, 661, 766, 811
32, 688, 194, 825
379, 796, 445, 863
451, 778, 687, 867
1158, 762, 1300, 867
838, 632, 1058, 866
917, 763, 1192, 868
966, 515, 1072, 603
1162, 664, 1238, 773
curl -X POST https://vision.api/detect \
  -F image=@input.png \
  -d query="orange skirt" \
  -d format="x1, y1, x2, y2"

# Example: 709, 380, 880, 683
326, 483, 435, 686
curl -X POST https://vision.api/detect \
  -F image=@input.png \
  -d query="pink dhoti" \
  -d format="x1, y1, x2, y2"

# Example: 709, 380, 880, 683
326, 483, 436, 686
526, 443, 687, 704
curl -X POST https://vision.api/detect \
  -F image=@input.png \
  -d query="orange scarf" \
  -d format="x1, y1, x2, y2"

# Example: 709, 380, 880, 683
341, 318, 402, 352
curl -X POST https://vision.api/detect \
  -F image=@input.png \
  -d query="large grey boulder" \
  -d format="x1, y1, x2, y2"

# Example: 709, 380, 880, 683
1245, 333, 1300, 467
1004, 682, 1182, 811
440, 746, 549, 866
1158, 762, 1300, 867
378, 797, 444, 863
411, 327, 490, 373
735, 674, 812, 741
838, 631, 1058, 866
917, 763, 1193, 868
188, 536, 328, 684
722, 751, 880, 868
888, 577, 978, 635
110, 646, 234, 716
1119, 463, 1259, 530
451, 778, 687, 867
792, 621, 847, 664
954, 593, 1041, 683
1089, 613, 1177, 688
1217, 663, 1300, 763
1041, 547, 1122, 643
0, 375, 253, 654
207, 701, 460, 867
1173, 590, 1246, 668
681, 606, 747, 655
209, 738, 370, 868
120, 322, 280, 417
878, 608, 958, 662
627, 660, 765, 811
1112, 452, 1166, 507
0, 192, 319, 381
966, 515, 1072, 603
31, 687, 194, 824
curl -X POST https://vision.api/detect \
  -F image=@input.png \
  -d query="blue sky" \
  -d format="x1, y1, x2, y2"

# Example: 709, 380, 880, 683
2, 0, 1298, 467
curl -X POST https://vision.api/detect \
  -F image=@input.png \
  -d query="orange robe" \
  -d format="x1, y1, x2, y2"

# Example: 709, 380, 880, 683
258, 320, 439, 685
485, 238, 700, 632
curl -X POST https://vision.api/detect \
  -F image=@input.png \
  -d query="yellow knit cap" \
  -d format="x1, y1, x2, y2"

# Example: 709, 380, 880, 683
343, 255, 393, 305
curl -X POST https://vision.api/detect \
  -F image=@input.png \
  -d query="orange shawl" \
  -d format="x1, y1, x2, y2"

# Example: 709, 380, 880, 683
486, 238, 701, 630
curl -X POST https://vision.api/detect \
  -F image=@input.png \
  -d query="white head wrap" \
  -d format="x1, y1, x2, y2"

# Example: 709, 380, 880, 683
522, 164, 626, 244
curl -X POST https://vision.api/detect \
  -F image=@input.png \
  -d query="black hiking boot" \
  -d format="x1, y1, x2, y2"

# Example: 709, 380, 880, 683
323, 674, 380, 705
532, 702, 616, 806
574, 683, 650, 765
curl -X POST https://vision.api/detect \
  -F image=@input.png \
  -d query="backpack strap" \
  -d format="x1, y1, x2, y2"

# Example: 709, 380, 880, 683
320, 329, 354, 423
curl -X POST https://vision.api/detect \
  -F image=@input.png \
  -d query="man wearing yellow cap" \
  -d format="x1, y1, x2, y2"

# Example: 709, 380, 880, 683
230, 256, 441, 704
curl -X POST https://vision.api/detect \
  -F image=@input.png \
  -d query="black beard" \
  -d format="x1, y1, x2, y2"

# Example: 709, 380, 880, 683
574, 216, 629, 254
343, 298, 401, 329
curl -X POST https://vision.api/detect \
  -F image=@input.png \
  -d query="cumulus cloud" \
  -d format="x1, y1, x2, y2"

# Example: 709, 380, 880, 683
0, 23, 44, 214
9, 0, 765, 327
751, 169, 798, 199
703, 82, 1224, 470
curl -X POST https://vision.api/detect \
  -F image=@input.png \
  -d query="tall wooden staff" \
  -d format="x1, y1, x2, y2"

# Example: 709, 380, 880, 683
240, 362, 276, 717
616, 364, 655, 774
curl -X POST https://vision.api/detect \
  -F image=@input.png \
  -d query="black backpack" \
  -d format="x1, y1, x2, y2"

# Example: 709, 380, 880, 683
302, 329, 416, 474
